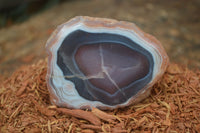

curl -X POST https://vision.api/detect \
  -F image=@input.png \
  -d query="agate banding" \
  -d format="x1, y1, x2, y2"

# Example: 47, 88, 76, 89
46, 16, 169, 109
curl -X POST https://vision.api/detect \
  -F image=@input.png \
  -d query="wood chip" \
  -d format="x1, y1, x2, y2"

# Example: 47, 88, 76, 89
92, 107, 117, 123
56, 108, 101, 126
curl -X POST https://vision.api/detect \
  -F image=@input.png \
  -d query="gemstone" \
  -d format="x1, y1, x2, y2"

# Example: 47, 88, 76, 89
46, 16, 169, 109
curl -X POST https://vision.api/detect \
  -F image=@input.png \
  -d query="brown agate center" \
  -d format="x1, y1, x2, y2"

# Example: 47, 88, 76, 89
75, 43, 149, 94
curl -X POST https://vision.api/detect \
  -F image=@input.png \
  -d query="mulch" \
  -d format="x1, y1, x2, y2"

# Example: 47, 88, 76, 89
0, 59, 200, 133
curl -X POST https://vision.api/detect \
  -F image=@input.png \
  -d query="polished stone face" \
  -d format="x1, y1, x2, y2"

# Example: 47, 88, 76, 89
57, 30, 153, 105
75, 43, 149, 95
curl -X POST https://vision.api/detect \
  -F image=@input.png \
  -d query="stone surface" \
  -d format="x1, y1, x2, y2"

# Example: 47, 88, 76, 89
46, 16, 168, 109
75, 43, 149, 94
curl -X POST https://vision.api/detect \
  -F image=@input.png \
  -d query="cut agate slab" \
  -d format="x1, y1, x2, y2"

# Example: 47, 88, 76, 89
46, 16, 169, 110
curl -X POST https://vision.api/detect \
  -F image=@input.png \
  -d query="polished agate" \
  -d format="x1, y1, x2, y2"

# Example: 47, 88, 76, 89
46, 16, 169, 109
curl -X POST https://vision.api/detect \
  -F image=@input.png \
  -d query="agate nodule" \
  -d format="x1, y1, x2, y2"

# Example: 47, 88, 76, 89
46, 16, 169, 110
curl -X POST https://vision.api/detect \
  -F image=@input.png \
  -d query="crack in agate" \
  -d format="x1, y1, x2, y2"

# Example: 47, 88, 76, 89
99, 44, 126, 97
121, 64, 141, 71
49, 63, 141, 84
50, 71, 105, 80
